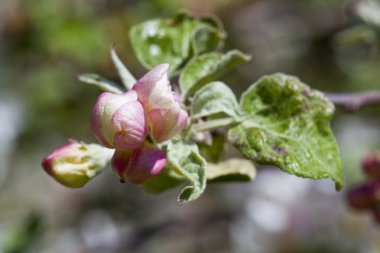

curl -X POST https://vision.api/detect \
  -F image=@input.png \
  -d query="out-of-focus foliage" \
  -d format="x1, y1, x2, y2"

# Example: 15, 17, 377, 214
2, 213, 43, 253
130, 12, 226, 75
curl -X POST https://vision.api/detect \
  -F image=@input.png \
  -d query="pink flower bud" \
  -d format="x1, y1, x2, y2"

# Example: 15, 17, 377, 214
111, 144, 167, 184
372, 208, 380, 224
133, 64, 188, 142
346, 184, 375, 210
42, 140, 113, 188
362, 151, 380, 179
91, 90, 147, 150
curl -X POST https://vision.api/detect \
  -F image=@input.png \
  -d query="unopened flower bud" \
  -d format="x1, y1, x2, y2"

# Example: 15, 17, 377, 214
372, 208, 380, 224
346, 184, 374, 210
42, 141, 113, 188
133, 64, 188, 142
362, 151, 380, 179
111, 143, 167, 184
91, 90, 147, 150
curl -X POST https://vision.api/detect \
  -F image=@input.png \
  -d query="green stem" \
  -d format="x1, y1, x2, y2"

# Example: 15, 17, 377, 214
192, 117, 237, 132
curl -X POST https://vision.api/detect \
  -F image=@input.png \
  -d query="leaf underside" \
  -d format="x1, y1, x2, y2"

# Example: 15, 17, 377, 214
207, 158, 256, 183
165, 139, 207, 203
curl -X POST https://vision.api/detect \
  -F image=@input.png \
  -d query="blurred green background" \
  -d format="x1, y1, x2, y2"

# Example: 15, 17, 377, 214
1, 0, 380, 252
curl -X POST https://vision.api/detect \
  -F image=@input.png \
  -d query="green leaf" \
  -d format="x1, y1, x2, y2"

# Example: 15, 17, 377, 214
141, 165, 183, 194
166, 139, 207, 203
179, 50, 251, 99
198, 134, 225, 163
129, 12, 225, 76
191, 81, 241, 119
110, 47, 136, 89
78, 74, 123, 94
191, 17, 226, 55
207, 158, 256, 183
228, 73, 343, 189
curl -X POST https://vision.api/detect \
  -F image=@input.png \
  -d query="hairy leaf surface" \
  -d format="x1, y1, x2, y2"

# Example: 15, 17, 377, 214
228, 74, 343, 189
191, 81, 241, 119
166, 139, 207, 203
180, 50, 250, 99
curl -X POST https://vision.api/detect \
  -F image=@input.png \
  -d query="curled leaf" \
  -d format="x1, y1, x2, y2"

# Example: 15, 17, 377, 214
207, 158, 256, 183
165, 139, 207, 203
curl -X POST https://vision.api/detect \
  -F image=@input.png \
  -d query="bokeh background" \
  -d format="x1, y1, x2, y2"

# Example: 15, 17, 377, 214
1, 0, 380, 252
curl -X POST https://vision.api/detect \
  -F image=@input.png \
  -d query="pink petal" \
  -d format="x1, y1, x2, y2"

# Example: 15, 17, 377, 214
91, 91, 138, 148
148, 106, 188, 142
42, 142, 81, 175
111, 149, 134, 180
111, 100, 147, 150
132, 64, 172, 108
126, 146, 167, 184
174, 108, 188, 132
172, 91, 183, 105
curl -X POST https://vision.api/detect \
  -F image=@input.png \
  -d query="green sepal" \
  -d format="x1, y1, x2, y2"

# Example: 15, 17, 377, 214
78, 74, 123, 94
110, 47, 136, 90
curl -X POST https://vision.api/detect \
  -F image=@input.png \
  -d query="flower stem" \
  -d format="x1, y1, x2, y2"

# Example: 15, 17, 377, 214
192, 118, 237, 132
326, 90, 380, 112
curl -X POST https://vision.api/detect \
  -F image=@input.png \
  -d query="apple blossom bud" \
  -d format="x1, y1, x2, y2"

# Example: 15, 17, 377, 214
111, 144, 167, 184
133, 64, 188, 142
91, 90, 147, 150
372, 208, 380, 224
346, 184, 374, 210
362, 151, 380, 179
42, 141, 113, 188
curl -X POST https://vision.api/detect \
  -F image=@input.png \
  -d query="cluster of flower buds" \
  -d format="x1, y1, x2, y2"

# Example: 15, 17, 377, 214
346, 151, 380, 223
42, 64, 188, 187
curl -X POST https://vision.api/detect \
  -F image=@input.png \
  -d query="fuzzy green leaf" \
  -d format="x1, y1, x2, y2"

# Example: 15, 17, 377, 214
207, 158, 256, 183
78, 74, 123, 94
129, 13, 225, 76
180, 50, 251, 99
228, 74, 343, 189
166, 139, 207, 203
192, 21, 225, 55
191, 81, 241, 119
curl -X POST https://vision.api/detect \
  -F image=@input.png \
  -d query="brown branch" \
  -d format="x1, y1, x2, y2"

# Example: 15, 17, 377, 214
325, 91, 380, 112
